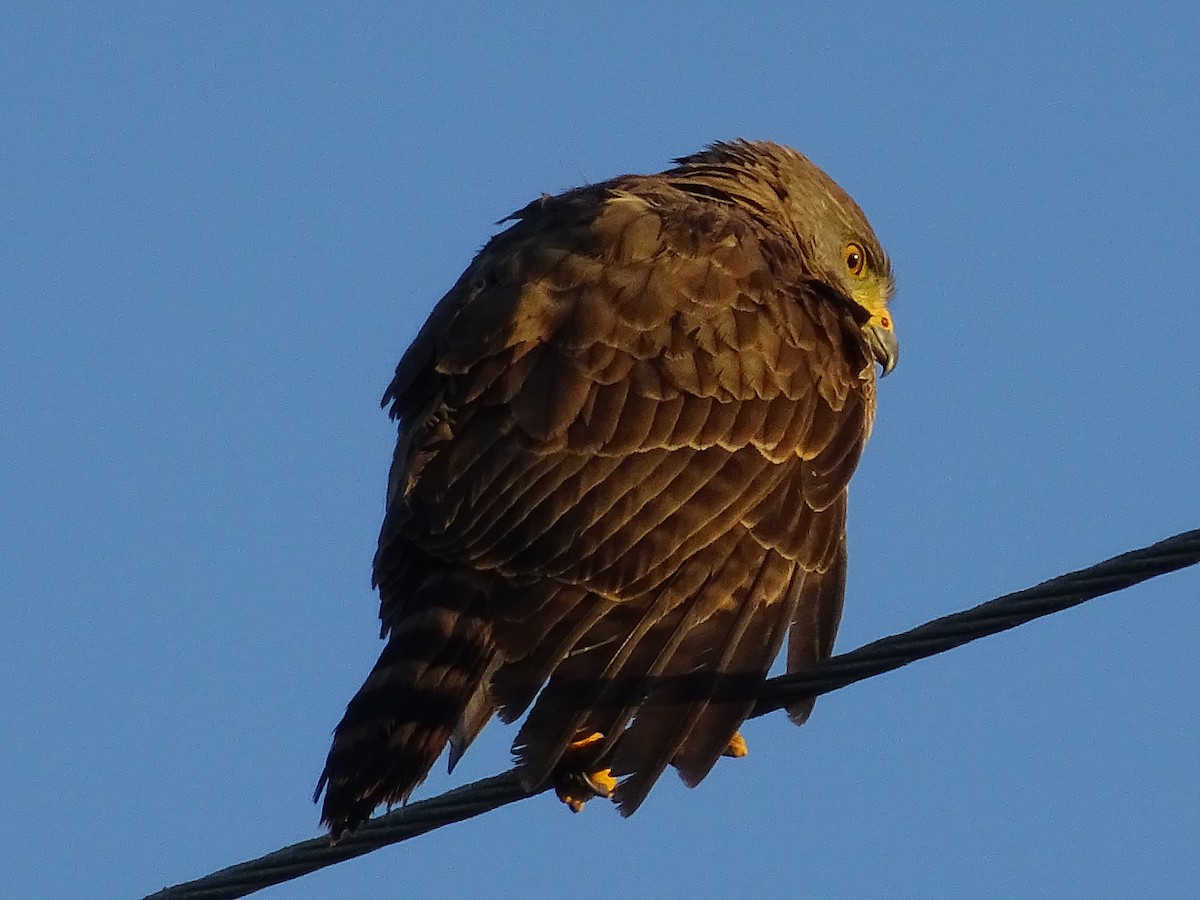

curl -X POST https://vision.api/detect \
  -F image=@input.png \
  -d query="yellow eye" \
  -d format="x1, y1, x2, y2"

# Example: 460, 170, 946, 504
844, 242, 866, 277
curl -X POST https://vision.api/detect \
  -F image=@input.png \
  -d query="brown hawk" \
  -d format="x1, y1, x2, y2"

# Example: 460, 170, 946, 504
315, 139, 898, 835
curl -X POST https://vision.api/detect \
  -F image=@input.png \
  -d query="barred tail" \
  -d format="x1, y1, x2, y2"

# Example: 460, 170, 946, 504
314, 572, 495, 836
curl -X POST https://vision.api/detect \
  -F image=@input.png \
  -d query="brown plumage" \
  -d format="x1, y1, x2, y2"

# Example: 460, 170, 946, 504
315, 140, 898, 835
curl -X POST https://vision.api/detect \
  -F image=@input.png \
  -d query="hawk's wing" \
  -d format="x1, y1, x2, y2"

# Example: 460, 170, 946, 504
375, 179, 875, 814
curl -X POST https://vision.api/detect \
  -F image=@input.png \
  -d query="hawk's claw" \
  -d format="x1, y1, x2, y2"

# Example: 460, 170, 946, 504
722, 731, 749, 758
552, 731, 617, 812
554, 767, 618, 813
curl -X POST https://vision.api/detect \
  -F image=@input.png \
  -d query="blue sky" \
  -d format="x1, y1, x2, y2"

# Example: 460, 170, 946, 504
3, 4, 1198, 898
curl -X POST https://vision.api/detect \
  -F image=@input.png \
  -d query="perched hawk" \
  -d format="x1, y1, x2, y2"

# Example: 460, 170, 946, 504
316, 140, 897, 835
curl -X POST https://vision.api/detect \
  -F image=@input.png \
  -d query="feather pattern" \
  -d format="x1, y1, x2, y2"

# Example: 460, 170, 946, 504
315, 140, 894, 835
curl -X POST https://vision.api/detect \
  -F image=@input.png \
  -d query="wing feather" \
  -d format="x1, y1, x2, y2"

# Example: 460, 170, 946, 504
510, 527, 746, 787
610, 542, 797, 813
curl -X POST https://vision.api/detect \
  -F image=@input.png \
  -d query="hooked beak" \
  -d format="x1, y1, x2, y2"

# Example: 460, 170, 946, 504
865, 316, 899, 377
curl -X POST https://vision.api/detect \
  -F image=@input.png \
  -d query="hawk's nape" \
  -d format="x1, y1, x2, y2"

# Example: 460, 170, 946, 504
315, 139, 897, 836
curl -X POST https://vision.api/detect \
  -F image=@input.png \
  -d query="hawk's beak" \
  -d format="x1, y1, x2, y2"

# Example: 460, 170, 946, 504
865, 316, 899, 377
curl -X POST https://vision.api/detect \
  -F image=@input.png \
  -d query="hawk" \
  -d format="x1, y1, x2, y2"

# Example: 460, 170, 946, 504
315, 140, 897, 835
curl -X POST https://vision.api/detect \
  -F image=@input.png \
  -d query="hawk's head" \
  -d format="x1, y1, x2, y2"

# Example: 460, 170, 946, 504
675, 139, 899, 376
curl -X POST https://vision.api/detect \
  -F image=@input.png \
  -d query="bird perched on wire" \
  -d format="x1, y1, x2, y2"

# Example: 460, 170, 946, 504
315, 139, 898, 836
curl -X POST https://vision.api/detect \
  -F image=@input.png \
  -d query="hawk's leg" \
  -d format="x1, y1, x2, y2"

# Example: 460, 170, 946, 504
552, 732, 618, 813
551, 730, 750, 812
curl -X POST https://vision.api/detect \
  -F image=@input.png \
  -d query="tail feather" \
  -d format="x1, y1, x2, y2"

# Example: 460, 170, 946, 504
315, 571, 494, 836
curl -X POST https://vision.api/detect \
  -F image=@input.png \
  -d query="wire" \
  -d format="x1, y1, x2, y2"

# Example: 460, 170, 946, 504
141, 528, 1200, 900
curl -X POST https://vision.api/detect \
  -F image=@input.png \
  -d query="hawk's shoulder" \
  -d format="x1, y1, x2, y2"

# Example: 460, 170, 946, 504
382, 171, 827, 436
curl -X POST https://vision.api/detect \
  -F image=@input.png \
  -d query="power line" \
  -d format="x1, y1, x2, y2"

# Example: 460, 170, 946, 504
142, 528, 1200, 900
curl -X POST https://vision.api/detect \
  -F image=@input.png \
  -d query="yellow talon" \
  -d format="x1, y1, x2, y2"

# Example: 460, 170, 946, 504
585, 767, 618, 796
569, 731, 605, 751
554, 767, 617, 813
552, 731, 616, 813
722, 731, 749, 758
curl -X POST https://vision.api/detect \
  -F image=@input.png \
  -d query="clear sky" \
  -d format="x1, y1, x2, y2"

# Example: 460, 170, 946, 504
3, 4, 1199, 899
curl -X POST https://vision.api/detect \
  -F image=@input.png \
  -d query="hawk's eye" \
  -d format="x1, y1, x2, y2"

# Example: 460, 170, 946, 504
844, 243, 866, 277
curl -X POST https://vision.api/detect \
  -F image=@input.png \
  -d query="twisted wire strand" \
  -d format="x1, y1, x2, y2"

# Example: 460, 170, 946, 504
142, 528, 1200, 900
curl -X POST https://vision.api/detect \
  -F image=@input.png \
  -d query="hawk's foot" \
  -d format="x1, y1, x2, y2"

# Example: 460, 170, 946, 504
722, 730, 749, 758
552, 731, 617, 813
